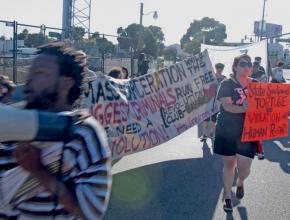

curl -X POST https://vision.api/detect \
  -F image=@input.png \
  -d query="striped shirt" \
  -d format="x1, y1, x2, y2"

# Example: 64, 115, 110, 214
13, 116, 112, 220
0, 144, 19, 220
0, 144, 16, 176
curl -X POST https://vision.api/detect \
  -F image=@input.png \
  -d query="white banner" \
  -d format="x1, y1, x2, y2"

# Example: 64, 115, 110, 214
81, 51, 219, 159
201, 40, 268, 78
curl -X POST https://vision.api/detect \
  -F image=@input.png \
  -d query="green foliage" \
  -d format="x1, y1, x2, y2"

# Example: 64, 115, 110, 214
96, 37, 115, 54
17, 29, 45, 47
162, 47, 177, 62
72, 26, 86, 41
142, 27, 158, 57
17, 29, 29, 40
180, 17, 227, 54
76, 32, 115, 56
117, 26, 133, 51
117, 23, 165, 58
148, 25, 164, 42
25, 33, 46, 47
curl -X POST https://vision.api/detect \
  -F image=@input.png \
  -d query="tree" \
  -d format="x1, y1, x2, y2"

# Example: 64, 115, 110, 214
17, 29, 45, 47
72, 26, 85, 41
117, 27, 132, 50
17, 29, 29, 40
96, 37, 115, 54
163, 47, 177, 62
180, 17, 227, 54
25, 33, 46, 47
148, 25, 164, 42
91, 32, 100, 39
148, 25, 165, 56
142, 27, 158, 57
117, 24, 143, 52
75, 32, 115, 56
117, 23, 165, 58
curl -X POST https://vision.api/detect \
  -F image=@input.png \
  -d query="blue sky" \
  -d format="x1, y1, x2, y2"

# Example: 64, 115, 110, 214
0, 0, 289, 45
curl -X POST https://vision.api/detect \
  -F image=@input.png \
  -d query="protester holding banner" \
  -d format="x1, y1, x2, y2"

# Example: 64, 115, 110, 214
254, 57, 266, 75
251, 60, 267, 82
3, 43, 112, 220
213, 54, 257, 212
108, 67, 123, 79
121, 66, 129, 79
200, 63, 226, 141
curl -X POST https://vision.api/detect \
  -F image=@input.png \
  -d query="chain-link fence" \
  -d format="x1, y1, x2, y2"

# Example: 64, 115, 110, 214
0, 20, 136, 84
71, 34, 136, 75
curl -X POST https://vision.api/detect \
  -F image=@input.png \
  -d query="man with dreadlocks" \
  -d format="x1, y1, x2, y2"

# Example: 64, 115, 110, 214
4, 42, 112, 220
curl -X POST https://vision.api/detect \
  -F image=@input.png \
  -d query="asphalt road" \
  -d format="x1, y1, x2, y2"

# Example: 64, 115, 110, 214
10, 69, 289, 219
104, 123, 290, 220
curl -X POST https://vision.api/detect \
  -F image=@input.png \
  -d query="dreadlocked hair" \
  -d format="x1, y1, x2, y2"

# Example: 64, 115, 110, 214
37, 42, 86, 105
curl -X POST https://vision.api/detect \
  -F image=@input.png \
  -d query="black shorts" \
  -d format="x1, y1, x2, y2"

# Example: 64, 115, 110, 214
213, 114, 256, 159
213, 135, 256, 159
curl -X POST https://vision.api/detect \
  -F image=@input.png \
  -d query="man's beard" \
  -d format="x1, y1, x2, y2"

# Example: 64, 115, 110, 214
25, 86, 59, 110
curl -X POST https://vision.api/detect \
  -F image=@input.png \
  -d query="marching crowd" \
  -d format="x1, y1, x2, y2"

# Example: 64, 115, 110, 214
0, 40, 288, 219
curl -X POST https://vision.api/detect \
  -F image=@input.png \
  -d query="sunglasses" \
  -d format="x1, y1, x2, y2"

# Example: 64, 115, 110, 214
238, 61, 252, 68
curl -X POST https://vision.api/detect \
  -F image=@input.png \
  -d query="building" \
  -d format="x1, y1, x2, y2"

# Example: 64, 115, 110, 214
0, 40, 24, 55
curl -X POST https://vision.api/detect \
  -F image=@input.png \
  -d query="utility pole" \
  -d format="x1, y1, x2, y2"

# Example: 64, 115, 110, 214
62, 0, 92, 40
140, 3, 144, 25
139, 3, 158, 26
259, 0, 266, 40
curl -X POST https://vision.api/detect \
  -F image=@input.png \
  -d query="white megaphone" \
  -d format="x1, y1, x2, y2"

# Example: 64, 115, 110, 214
0, 103, 73, 142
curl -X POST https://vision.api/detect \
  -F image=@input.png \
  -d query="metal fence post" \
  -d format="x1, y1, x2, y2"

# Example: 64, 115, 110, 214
102, 34, 105, 73
12, 21, 18, 83
130, 45, 134, 77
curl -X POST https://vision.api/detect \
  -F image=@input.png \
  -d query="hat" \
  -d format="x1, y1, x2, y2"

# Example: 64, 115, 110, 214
215, 63, 225, 69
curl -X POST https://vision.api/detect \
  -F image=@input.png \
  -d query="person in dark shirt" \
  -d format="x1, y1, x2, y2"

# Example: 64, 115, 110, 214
137, 53, 149, 76
251, 60, 267, 82
200, 63, 226, 141
254, 56, 266, 75
213, 54, 257, 213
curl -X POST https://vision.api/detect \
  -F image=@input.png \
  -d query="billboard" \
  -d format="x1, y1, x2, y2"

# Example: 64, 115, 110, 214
254, 21, 283, 38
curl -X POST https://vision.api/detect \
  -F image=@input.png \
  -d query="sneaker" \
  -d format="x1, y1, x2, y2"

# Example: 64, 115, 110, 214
257, 153, 265, 160
236, 185, 244, 199
223, 199, 233, 212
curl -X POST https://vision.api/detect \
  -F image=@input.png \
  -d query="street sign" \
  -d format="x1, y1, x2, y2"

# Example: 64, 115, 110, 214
5, 21, 14, 27
254, 21, 283, 38
277, 38, 290, 43
48, 31, 61, 39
